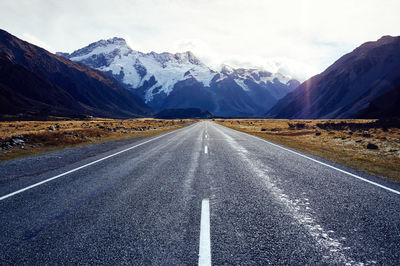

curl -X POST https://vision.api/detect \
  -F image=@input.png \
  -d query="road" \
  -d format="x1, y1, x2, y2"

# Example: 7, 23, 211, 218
1, 121, 399, 265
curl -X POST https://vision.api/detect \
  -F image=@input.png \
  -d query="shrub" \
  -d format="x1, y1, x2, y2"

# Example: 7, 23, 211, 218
366, 143, 378, 149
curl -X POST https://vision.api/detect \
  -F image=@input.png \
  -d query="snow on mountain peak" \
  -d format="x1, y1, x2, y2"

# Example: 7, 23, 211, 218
221, 64, 234, 74
139, 51, 216, 102
175, 51, 202, 65
67, 37, 130, 60
57, 38, 297, 107
58, 38, 217, 102
218, 64, 291, 92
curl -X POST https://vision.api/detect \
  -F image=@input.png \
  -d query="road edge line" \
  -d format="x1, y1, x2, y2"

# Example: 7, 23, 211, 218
214, 122, 400, 196
0, 125, 192, 201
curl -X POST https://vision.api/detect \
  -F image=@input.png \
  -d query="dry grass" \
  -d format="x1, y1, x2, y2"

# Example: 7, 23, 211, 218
0, 118, 194, 161
214, 119, 400, 183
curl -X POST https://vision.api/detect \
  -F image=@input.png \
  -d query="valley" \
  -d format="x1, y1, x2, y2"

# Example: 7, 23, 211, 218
1, 1, 400, 264
2, 116, 399, 184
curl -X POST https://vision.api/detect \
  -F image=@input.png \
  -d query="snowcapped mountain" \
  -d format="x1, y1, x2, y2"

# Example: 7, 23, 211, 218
58, 37, 299, 116
218, 65, 299, 106
0, 30, 151, 119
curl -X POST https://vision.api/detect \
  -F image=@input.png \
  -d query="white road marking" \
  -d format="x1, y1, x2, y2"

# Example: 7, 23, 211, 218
199, 199, 211, 266
213, 125, 359, 264
204, 145, 208, 154
0, 129, 183, 201
216, 123, 400, 196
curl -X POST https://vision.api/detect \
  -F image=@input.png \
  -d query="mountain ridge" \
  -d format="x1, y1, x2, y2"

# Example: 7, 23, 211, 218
58, 38, 299, 117
0, 29, 152, 119
266, 35, 400, 119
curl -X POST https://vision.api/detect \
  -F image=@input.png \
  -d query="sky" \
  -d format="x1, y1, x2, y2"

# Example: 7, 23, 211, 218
1, 0, 399, 81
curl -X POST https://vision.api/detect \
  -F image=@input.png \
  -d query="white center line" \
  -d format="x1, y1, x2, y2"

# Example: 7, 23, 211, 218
199, 199, 211, 266
204, 145, 208, 154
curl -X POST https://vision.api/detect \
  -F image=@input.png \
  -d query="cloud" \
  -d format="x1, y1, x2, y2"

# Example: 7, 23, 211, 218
172, 39, 222, 68
1, 0, 399, 80
170, 38, 319, 81
171, 38, 324, 81
215, 55, 318, 82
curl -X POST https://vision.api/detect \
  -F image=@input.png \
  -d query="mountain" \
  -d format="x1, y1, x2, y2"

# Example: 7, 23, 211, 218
58, 38, 299, 117
357, 83, 400, 118
267, 35, 400, 119
0, 29, 151, 119
155, 108, 213, 119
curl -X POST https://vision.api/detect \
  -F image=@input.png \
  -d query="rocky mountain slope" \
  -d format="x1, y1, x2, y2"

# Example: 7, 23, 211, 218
267, 35, 400, 119
0, 30, 151, 119
58, 38, 299, 116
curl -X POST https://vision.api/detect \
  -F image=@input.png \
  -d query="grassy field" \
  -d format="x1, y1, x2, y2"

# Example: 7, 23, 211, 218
0, 118, 193, 161
214, 119, 400, 183
2, 118, 399, 183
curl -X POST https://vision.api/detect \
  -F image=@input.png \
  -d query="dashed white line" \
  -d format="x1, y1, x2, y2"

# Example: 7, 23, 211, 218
199, 199, 211, 266
204, 145, 208, 154
0, 129, 183, 201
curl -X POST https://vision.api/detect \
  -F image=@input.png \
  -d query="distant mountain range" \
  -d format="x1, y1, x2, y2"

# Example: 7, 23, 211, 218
1, 28, 399, 120
267, 35, 400, 119
0, 30, 151, 119
58, 38, 299, 117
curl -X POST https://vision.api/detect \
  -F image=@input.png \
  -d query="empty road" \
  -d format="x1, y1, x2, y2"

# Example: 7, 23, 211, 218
1, 121, 399, 265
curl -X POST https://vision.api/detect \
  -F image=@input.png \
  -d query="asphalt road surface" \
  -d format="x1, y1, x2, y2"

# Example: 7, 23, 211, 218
1, 121, 399, 265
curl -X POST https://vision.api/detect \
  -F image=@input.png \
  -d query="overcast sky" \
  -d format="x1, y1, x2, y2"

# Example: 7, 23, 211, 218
1, 0, 399, 80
